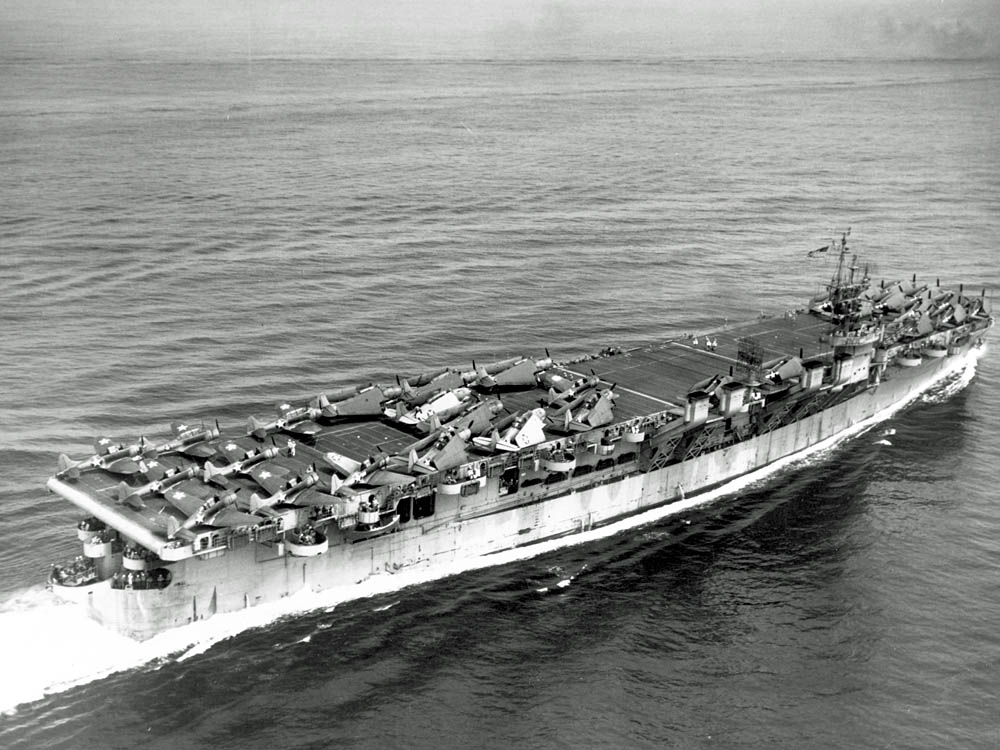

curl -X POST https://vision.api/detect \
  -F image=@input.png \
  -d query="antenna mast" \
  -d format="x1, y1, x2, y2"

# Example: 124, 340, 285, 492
826, 228, 869, 330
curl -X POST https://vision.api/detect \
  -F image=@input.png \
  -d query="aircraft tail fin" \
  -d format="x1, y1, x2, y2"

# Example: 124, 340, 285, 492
247, 416, 269, 439
399, 377, 414, 400
249, 492, 270, 513
123, 493, 146, 511
203, 461, 230, 487
166, 515, 181, 539
57, 453, 81, 478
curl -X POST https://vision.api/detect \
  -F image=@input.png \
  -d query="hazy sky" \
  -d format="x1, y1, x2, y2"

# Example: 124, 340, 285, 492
3, 0, 999, 60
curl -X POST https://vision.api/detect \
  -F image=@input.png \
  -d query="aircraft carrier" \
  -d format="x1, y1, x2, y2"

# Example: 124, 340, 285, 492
46, 234, 994, 640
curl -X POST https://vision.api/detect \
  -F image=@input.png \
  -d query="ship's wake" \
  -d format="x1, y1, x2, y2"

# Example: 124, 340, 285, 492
0, 587, 151, 715
1, 351, 983, 714
921, 354, 980, 404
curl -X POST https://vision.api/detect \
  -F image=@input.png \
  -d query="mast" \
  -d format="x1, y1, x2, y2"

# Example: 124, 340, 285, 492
825, 228, 869, 332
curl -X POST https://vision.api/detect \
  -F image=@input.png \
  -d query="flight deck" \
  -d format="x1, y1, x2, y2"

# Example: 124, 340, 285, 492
52, 309, 836, 540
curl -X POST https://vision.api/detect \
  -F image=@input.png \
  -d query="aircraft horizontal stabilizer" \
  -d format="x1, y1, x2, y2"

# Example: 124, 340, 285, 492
57, 454, 81, 479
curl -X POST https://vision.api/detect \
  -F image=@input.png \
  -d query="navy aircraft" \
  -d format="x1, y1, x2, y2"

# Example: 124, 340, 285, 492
57, 437, 145, 479
248, 403, 323, 440
395, 387, 475, 430
203, 443, 282, 487
472, 407, 547, 452
549, 386, 616, 433
465, 355, 554, 390
312, 385, 388, 418
116, 465, 200, 507
249, 466, 319, 513
142, 421, 221, 459
158, 483, 259, 539
398, 369, 466, 406
543, 374, 602, 409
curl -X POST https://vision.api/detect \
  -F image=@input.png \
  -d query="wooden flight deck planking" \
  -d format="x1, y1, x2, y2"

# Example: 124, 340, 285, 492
67, 309, 837, 536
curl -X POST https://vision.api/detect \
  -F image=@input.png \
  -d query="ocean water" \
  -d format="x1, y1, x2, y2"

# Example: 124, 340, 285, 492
1, 51, 999, 749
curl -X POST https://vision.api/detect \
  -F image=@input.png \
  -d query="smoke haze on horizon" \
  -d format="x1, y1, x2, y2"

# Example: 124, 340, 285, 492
3, 0, 999, 61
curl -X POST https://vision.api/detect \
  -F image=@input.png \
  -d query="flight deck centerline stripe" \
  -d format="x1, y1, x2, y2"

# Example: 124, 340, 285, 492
562, 366, 681, 407
611, 385, 677, 406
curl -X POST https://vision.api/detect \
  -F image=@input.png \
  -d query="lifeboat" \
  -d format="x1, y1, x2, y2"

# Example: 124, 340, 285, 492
923, 345, 947, 359
286, 524, 329, 557
896, 350, 922, 367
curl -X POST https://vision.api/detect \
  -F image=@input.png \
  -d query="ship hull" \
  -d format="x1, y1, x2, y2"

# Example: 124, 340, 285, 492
57, 339, 983, 641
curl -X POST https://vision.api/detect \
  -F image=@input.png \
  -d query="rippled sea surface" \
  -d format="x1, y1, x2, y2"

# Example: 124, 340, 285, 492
1, 53, 999, 749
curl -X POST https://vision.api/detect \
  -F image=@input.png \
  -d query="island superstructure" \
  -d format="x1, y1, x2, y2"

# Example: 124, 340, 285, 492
46, 234, 994, 640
